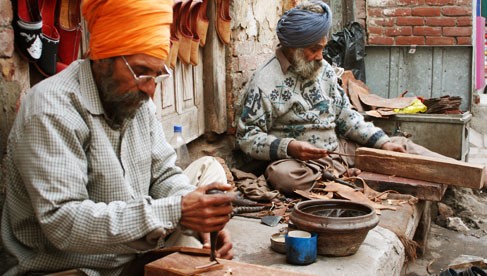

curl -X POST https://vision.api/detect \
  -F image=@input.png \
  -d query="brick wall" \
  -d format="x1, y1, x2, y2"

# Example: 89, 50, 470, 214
366, 0, 473, 45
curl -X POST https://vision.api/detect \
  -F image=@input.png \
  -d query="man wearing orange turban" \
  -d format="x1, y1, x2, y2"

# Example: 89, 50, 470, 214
2, 1, 234, 275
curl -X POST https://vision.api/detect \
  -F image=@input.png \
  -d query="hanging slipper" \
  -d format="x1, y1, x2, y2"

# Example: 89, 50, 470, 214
56, 0, 82, 66
215, 0, 231, 45
197, 0, 209, 47
189, 0, 202, 66
177, 0, 193, 65
34, 0, 60, 77
167, 0, 182, 70
12, 0, 43, 62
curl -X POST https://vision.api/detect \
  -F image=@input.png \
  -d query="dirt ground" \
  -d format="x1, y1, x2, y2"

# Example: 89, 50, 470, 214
401, 186, 487, 276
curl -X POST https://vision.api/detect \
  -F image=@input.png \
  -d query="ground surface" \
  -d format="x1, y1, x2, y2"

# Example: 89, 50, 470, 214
401, 185, 487, 275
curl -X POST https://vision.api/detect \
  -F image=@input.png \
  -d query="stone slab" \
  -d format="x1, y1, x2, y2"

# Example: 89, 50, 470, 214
226, 201, 423, 276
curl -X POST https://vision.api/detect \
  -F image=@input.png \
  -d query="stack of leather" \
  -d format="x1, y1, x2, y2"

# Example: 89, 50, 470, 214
423, 96, 462, 114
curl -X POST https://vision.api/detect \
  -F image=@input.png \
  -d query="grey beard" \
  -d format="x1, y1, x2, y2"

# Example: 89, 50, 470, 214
290, 48, 323, 80
99, 75, 149, 129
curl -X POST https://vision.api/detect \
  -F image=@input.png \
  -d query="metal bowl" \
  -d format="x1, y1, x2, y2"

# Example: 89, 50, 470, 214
290, 199, 379, 256
270, 233, 286, 254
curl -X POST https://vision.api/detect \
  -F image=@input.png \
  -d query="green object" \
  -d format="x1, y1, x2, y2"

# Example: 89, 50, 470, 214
482, 0, 487, 18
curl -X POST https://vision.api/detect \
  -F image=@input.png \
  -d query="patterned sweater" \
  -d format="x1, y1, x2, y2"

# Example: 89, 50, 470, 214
236, 49, 390, 161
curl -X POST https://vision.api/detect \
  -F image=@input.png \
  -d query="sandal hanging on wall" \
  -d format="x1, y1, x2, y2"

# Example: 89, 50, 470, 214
177, 0, 193, 65
13, 0, 43, 62
35, 0, 60, 76
189, 0, 202, 66
215, 0, 231, 45
56, 0, 82, 66
167, 0, 182, 70
197, 0, 209, 47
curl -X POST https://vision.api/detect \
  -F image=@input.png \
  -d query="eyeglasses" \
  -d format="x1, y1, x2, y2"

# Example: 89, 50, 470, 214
122, 56, 172, 86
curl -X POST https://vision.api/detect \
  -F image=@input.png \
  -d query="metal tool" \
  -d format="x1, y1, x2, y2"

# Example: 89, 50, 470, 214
322, 171, 362, 191
206, 189, 225, 262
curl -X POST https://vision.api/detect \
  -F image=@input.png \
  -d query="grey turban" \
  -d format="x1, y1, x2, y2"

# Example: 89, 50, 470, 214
276, 1, 332, 48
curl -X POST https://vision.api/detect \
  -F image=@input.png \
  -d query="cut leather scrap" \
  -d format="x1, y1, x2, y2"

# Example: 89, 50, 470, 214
358, 93, 417, 110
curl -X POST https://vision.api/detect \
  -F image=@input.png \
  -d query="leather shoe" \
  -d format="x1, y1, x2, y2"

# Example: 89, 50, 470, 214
215, 0, 231, 45
197, 0, 209, 46
189, 0, 202, 66
167, 0, 182, 69
177, 0, 193, 65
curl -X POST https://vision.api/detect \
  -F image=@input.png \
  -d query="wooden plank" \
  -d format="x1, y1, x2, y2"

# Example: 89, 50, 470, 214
354, 147, 485, 189
357, 171, 447, 201
145, 252, 315, 276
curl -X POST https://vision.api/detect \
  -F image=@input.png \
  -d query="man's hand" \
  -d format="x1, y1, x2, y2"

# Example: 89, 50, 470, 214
287, 140, 327, 160
180, 183, 235, 233
381, 141, 406, 153
201, 230, 233, 260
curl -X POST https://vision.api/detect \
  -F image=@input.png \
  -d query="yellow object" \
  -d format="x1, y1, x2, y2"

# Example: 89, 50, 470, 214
394, 98, 427, 114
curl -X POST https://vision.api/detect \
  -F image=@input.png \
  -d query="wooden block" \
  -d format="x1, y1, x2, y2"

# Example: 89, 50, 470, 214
354, 148, 485, 190
358, 171, 447, 201
145, 252, 315, 276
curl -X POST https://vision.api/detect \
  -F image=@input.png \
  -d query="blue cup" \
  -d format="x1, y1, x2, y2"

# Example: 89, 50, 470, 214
285, 231, 317, 265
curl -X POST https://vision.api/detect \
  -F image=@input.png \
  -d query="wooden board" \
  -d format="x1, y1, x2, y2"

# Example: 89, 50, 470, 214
145, 252, 315, 276
354, 148, 485, 190
358, 171, 447, 202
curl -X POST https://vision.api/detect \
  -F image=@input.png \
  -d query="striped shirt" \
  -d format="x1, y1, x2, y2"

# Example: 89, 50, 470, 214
1, 60, 195, 276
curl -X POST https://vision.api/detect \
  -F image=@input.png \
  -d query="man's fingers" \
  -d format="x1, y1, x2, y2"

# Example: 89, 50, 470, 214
200, 182, 233, 193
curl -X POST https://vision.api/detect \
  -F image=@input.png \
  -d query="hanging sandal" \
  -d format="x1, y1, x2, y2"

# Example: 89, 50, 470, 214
189, 0, 202, 66
197, 0, 209, 46
215, 0, 231, 45
167, 0, 182, 70
13, 0, 43, 62
177, 0, 193, 65
35, 0, 60, 76
56, 0, 82, 66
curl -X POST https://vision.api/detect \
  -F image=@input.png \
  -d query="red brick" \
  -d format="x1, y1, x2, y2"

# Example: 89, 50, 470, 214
414, 26, 442, 36
0, 28, 14, 57
368, 18, 395, 27
426, 37, 455, 45
368, 8, 383, 17
455, 0, 472, 5
397, 0, 425, 5
368, 26, 383, 35
397, 17, 425, 26
426, 17, 456, 26
368, 36, 394, 45
443, 27, 472, 36
426, 0, 454, 5
385, 27, 412, 36
412, 7, 441, 17
457, 37, 472, 45
0, 0, 13, 26
367, 0, 395, 7
396, 36, 425, 45
457, 17, 472, 26
383, 8, 411, 17
443, 6, 472, 16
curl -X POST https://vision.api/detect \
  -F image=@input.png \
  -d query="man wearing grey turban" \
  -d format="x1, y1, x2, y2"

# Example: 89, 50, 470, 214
236, 1, 447, 195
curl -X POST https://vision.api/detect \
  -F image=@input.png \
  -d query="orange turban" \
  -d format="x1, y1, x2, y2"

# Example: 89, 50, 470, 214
82, 0, 172, 60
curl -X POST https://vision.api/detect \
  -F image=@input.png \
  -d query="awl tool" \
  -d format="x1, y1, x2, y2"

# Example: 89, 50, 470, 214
206, 189, 225, 262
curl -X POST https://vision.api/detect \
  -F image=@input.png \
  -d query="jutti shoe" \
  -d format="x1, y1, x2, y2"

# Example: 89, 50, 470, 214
13, 0, 43, 62
34, 0, 60, 76
197, 0, 209, 46
167, 0, 182, 70
177, 0, 193, 65
215, 0, 231, 45
56, 0, 82, 65
189, 0, 202, 66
